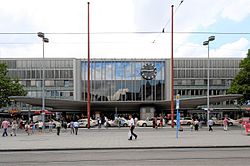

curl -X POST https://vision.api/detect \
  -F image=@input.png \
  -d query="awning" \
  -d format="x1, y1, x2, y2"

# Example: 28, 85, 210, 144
10, 94, 242, 112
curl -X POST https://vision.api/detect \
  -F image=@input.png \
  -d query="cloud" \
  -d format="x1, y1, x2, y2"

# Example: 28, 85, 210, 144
175, 38, 249, 58
0, 0, 249, 59
213, 38, 249, 57
221, 0, 250, 22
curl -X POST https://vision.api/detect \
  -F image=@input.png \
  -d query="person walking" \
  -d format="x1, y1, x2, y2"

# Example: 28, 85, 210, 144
97, 117, 101, 129
70, 120, 74, 134
1, 119, 10, 137
194, 119, 199, 131
128, 115, 137, 140
55, 121, 61, 136
159, 115, 163, 128
38, 121, 43, 133
48, 120, 53, 133
73, 120, 79, 135
11, 119, 18, 136
208, 119, 213, 132
223, 117, 229, 131
30, 120, 35, 134
24, 122, 30, 135
104, 116, 108, 129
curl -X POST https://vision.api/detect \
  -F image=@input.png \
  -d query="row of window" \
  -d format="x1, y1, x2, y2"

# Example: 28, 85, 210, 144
8, 69, 73, 79
27, 91, 74, 98
81, 61, 165, 81
174, 89, 226, 96
174, 69, 240, 78
174, 79, 232, 86
20, 80, 74, 87
174, 59, 241, 68
82, 80, 165, 101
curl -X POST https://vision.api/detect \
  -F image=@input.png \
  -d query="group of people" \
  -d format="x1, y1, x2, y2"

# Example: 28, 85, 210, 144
68, 120, 79, 135
188, 117, 230, 132
1, 118, 29, 137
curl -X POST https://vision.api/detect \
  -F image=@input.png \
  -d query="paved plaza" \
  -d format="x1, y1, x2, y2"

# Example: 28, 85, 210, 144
0, 126, 249, 151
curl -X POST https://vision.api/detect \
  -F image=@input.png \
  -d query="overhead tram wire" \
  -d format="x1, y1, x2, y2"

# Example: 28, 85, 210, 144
1, 31, 250, 35
152, 0, 185, 43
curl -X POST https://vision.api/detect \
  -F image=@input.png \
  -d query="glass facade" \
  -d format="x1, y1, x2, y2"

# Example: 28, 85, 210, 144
81, 60, 166, 101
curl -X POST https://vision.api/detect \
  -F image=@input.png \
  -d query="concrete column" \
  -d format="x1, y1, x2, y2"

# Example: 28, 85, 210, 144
165, 59, 171, 101
73, 59, 82, 101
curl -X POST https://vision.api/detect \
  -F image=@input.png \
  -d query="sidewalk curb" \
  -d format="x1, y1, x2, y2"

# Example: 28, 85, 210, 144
1, 145, 250, 152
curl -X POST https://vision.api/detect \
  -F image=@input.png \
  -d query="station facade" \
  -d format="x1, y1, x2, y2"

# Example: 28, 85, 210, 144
0, 58, 242, 119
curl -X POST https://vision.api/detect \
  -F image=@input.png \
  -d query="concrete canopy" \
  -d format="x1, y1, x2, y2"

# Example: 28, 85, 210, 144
10, 94, 242, 112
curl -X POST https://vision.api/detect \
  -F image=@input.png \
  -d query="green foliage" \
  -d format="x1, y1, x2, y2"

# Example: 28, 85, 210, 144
228, 49, 250, 104
0, 63, 27, 108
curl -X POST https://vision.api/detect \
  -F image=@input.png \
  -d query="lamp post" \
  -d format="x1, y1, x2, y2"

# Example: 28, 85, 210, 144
37, 32, 49, 130
203, 36, 215, 126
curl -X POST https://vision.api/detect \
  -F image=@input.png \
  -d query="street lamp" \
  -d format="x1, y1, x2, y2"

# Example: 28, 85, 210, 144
37, 32, 49, 130
203, 36, 215, 127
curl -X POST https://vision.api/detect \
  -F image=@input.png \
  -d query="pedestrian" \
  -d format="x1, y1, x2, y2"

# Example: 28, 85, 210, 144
153, 116, 157, 129
55, 121, 61, 136
11, 119, 18, 136
128, 115, 137, 140
194, 119, 199, 131
1, 119, 10, 137
73, 120, 79, 135
159, 115, 163, 128
70, 120, 74, 134
19, 119, 23, 129
24, 122, 30, 135
104, 116, 108, 129
97, 117, 101, 129
223, 117, 229, 131
30, 120, 35, 134
208, 119, 213, 131
38, 121, 43, 133
48, 120, 53, 132
190, 122, 194, 131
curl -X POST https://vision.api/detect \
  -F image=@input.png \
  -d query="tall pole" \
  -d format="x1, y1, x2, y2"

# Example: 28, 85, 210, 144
207, 43, 210, 127
42, 39, 45, 130
87, 2, 91, 129
37, 32, 48, 131
171, 5, 174, 128
203, 35, 215, 127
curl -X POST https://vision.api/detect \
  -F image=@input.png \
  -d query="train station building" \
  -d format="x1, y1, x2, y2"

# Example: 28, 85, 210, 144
0, 58, 243, 119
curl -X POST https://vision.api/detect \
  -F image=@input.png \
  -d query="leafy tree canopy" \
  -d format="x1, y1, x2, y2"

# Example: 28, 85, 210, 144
0, 63, 27, 108
228, 49, 250, 104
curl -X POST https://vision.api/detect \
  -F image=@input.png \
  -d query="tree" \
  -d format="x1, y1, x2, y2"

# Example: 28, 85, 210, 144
0, 63, 27, 108
228, 49, 250, 104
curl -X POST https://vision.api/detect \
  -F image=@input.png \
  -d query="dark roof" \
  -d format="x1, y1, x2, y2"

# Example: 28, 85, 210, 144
10, 94, 242, 112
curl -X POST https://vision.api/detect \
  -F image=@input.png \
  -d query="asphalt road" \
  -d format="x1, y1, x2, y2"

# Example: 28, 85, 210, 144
0, 147, 250, 166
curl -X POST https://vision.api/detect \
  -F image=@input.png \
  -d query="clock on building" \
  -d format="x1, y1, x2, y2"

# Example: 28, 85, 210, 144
141, 63, 157, 80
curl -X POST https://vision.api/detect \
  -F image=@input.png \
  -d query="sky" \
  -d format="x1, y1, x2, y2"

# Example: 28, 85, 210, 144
0, 0, 250, 59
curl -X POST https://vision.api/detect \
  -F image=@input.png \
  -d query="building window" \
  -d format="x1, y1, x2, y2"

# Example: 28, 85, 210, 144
45, 80, 55, 87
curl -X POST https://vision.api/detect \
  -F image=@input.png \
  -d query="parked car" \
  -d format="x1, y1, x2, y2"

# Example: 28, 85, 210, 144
78, 118, 97, 128
35, 119, 58, 128
137, 117, 165, 127
211, 117, 238, 126
167, 117, 194, 125
107, 118, 129, 127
